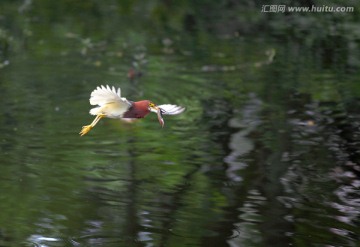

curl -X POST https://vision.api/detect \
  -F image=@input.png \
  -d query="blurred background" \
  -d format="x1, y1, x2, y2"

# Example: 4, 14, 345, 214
1, 0, 360, 246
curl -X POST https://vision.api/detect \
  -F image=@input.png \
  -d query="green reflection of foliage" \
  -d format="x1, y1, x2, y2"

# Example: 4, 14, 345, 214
0, 0, 360, 246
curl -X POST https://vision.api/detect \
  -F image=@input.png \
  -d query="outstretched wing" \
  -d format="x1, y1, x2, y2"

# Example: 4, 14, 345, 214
88, 85, 132, 118
158, 104, 185, 115
89, 85, 130, 107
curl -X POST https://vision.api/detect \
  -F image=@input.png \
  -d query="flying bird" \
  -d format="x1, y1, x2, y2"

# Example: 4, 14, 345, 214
79, 85, 185, 136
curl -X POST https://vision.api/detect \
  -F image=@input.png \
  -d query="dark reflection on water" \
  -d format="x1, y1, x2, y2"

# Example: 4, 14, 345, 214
1, 1, 360, 247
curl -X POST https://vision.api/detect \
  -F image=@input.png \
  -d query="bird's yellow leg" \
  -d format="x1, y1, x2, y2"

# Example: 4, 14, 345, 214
79, 114, 105, 136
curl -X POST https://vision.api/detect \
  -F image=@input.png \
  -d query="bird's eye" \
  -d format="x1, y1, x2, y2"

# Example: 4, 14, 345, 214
149, 102, 155, 107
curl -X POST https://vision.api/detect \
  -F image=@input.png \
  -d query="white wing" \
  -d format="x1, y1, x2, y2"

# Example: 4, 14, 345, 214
89, 85, 130, 106
158, 104, 185, 115
88, 85, 132, 118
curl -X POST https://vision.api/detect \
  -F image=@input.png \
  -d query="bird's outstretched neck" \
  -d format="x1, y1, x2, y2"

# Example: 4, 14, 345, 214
122, 100, 151, 118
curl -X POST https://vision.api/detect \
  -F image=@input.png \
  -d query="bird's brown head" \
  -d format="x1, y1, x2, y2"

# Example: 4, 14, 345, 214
123, 100, 164, 127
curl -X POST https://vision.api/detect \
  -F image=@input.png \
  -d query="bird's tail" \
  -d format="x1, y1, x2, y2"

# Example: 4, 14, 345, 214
89, 107, 101, 115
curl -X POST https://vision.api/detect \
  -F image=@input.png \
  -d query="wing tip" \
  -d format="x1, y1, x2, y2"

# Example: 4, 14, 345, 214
159, 104, 185, 115
89, 84, 123, 106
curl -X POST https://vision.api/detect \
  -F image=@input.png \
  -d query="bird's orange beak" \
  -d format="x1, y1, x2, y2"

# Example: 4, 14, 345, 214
149, 104, 164, 127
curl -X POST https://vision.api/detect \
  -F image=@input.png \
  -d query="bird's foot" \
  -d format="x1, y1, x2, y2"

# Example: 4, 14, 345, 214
79, 125, 92, 136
